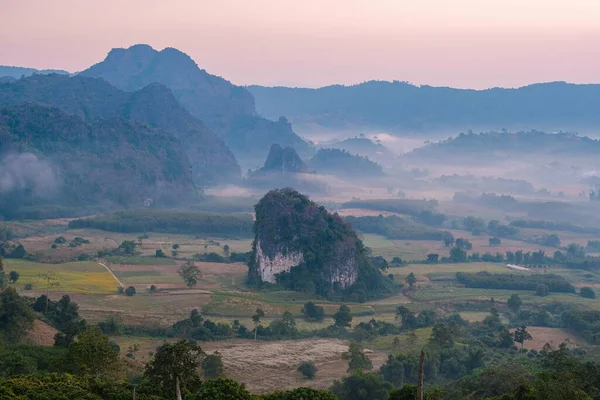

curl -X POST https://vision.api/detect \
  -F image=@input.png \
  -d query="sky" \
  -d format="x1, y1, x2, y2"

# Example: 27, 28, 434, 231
1, 0, 599, 89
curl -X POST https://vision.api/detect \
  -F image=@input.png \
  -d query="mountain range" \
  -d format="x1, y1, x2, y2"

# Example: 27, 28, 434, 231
248, 81, 600, 133
80, 44, 311, 165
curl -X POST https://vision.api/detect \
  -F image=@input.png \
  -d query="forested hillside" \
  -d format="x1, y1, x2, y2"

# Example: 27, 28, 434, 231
0, 104, 197, 219
0, 74, 241, 185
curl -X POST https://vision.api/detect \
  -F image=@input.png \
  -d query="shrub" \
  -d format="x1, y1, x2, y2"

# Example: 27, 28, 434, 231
124, 286, 136, 296
23, 283, 32, 290
297, 360, 318, 379
580, 287, 596, 299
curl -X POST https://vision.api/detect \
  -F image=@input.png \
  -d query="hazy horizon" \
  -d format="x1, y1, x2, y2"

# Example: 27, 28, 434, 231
2, 0, 600, 89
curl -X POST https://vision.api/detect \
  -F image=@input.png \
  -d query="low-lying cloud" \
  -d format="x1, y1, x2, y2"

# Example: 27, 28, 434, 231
0, 153, 61, 196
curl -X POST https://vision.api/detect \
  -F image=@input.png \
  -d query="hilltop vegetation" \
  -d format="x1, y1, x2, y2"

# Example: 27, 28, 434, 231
0, 104, 197, 219
309, 148, 384, 178
409, 130, 600, 160
0, 73, 241, 185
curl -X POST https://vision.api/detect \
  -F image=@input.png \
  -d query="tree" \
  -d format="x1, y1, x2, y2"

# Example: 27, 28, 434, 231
331, 370, 392, 400
513, 326, 532, 348
297, 360, 317, 379
405, 272, 417, 289
395, 306, 418, 330
450, 246, 467, 263
38, 270, 59, 313
192, 377, 253, 400
124, 286, 136, 296
426, 253, 439, 263
7, 271, 19, 284
172, 244, 180, 250
69, 325, 120, 376
145, 340, 204, 398
580, 287, 596, 299
155, 249, 167, 257
536, 284, 549, 297
252, 308, 265, 340
507, 294, 522, 313
455, 238, 472, 250
178, 261, 201, 288
391, 257, 403, 266
202, 351, 224, 379
343, 342, 373, 372
302, 301, 325, 322
0, 287, 35, 344
489, 237, 501, 247
117, 240, 137, 255
333, 304, 353, 328
543, 234, 561, 247
430, 323, 456, 348
443, 234, 455, 248
223, 244, 230, 258
127, 343, 140, 359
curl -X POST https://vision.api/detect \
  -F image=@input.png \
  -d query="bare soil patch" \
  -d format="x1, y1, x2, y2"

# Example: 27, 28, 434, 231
23, 320, 58, 346
511, 327, 585, 350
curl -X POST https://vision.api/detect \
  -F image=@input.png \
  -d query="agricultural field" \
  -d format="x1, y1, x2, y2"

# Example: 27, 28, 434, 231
4, 259, 119, 294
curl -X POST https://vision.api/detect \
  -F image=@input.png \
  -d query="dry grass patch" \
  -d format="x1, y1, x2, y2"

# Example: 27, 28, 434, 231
6, 259, 119, 294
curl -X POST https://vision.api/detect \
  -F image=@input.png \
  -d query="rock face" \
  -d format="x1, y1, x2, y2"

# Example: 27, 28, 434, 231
248, 188, 362, 293
262, 144, 308, 174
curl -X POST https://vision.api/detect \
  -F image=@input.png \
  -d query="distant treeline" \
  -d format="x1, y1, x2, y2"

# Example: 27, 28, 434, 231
346, 215, 451, 241
510, 219, 600, 235
68, 209, 254, 237
456, 272, 575, 293
342, 199, 438, 216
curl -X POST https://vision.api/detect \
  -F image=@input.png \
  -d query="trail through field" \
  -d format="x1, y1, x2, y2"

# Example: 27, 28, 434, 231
97, 261, 124, 288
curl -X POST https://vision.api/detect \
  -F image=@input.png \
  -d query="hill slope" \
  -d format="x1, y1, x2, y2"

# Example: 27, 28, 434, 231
0, 104, 197, 218
81, 44, 311, 164
0, 66, 70, 79
248, 81, 600, 133
0, 74, 240, 185
309, 148, 384, 178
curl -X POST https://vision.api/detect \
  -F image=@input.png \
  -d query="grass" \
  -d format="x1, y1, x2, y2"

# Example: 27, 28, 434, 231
5, 259, 119, 294
105, 256, 176, 265
371, 327, 433, 352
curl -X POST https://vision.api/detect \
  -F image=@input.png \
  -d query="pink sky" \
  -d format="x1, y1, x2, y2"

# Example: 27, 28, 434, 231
1, 0, 599, 88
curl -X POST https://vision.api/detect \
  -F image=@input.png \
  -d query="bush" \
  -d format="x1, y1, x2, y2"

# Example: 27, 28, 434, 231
297, 360, 318, 379
580, 287, 596, 299
124, 286, 136, 296
23, 283, 33, 290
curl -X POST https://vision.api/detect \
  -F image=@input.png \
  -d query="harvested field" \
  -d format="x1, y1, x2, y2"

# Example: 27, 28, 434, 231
112, 337, 387, 393
510, 327, 585, 350
23, 320, 58, 347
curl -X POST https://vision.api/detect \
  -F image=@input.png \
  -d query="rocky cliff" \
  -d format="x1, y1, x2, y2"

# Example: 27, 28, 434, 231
248, 188, 368, 295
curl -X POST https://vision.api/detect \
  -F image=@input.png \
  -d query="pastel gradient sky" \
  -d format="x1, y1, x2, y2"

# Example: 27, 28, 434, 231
1, 0, 599, 88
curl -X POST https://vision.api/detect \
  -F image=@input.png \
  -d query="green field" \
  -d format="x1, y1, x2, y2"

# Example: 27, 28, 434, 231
4, 259, 119, 294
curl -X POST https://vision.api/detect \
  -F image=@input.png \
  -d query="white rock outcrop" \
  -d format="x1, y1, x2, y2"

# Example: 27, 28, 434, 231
255, 239, 304, 283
